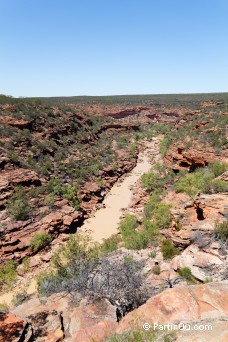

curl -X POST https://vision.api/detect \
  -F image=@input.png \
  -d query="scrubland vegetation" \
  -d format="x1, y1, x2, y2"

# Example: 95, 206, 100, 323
0, 261, 18, 290
37, 234, 149, 316
105, 328, 176, 342
0, 93, 227, 326
214, 221, 228, 242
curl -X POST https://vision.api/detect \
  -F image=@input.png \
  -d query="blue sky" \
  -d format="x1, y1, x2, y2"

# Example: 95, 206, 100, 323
0, 0, 228, 97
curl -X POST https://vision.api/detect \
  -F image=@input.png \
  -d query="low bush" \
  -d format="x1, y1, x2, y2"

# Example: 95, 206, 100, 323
175, 170, 212, 197
119, 214, 138, 237
210, 179, 228, 193
175, 162, 228, 197
45, 179, 80, 209
161, 239, 178, 260
101, 234, 121, 254
152, 203, 171, 228
37, 235, 149, 317
0, 260, 18, 289
152, 264, 161, 275
178, 267, 197, 283
105, 328, 176, 342
7, 186, 31, 221
142, 220, 159, 240
141, 172, 165, 191
124, 231, 149, 250
144, 191, 162, 219
148, 250, 157, 258
0, 302, 9, 312
204, 277, 213, 283
160, 136, 172, 157
22, 257, 30, 273
130, 143, 138, 158
29, 232, 52, 252
120, 215, 160, 250
210, 161, 227, 177
214, 221, 228, 241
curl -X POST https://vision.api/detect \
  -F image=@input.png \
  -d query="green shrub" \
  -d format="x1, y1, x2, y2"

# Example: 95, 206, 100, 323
7, 187, 31, 221
119, 213, 162, 250
119, 215, 156, 250
206, 129, 227, 148
117, 136, 128, 149
210, 179, 228, 193
142, 220, 160, 248
22, 257, 30, 273
178, 267, 197, 283
160, 136, 172, 157
130, 143, 138, 158
161, 239, 178, 260
120, 215, 138, 237
148, 250, 157, 258
45, 180, 80, 209
144, 195, 171, 228
152, 264, 161, 275
204, 277, 213, 283
63, 186, 80, 209
210, 161, 227, 177
37, 235, 99, 295
175, 169, 213, 197
152, 203, 171, 228
101, 234, 121, 254
105, 328, 175, 342
29, 232, 52, 252
44, 194, 55, 206
175, 162, 227, 197
141, 172, 165, 191
214, 221, 228, 241
0, 260, 18, 289
40, 161, 53, 175
144, 191, 162, 219
51, 234, 100, 277
124, 231, 149, 250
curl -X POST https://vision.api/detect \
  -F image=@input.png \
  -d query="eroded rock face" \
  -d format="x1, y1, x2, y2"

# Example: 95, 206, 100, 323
0, 149, 137, 265
0, 313, 29, 342
117, 281, 228, 334
170, 245, 223, 281
3, 281, 228, 341
165, 145, 217, 171
0, 205, 82, 265
10, 295, 117, 342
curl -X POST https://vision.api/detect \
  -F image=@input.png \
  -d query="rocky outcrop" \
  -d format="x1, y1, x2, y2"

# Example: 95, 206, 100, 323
0, 150, 138, 265
165, 145, 218, 171
106, 107, 149, 119
0, 313, 29, 342
0, 116, 32, 129
200, 101, 224, 108
117, 281, 228, 338
8, 295, 117, 342
0, 168, 41, 219
2, 281, 227, 341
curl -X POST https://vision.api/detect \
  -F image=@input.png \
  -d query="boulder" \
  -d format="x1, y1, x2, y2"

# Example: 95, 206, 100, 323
11, 294, 117, 342
0, 313, 29, 342
117, 281, 228, 333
